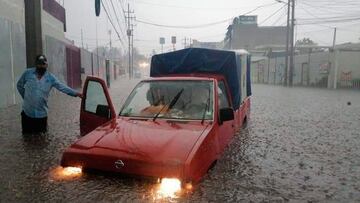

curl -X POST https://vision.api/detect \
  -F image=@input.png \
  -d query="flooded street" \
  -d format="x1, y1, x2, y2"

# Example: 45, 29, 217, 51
1, 81, 359, 202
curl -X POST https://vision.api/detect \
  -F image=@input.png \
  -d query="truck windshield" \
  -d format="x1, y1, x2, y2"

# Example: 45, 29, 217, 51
120, 80, 214, 120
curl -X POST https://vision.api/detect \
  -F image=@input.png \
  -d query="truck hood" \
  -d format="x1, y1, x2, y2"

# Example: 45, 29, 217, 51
62, 118, 211, 177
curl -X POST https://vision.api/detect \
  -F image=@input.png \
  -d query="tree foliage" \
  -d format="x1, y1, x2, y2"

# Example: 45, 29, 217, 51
295, 38, 317, 46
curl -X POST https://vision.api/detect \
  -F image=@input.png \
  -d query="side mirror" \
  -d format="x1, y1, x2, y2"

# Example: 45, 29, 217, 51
219, 107, 234, 124
96, 104, 111, 118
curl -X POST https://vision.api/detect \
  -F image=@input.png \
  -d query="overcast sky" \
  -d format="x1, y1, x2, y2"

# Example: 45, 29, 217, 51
62, 0, 360, 56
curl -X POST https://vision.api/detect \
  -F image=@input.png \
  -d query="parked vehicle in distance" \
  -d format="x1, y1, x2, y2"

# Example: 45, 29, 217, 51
60, 48, 252, 188
134, 69, 142, 78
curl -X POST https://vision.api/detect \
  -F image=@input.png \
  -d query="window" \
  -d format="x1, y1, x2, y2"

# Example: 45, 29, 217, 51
85, 80, 108, 114
218, 81, 230, 109
120, 80, 214, 120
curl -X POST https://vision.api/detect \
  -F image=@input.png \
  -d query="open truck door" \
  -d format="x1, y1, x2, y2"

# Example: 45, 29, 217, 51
80, 76, 116, 136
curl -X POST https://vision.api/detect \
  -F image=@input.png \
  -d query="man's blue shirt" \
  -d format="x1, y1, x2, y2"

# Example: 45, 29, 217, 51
17, 68, 78, 118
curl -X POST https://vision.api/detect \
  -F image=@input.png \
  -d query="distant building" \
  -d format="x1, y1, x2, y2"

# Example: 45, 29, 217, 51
191, 40, 223, 49
224, 15, 287, 50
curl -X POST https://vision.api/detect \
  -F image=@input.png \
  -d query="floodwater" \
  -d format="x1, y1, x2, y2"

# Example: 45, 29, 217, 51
1, 80, 359, 202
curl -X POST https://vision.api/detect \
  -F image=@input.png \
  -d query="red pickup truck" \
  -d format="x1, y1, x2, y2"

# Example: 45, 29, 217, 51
60, 48, 251, 189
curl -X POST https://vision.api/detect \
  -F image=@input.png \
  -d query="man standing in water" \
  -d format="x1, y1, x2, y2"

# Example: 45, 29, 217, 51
17, 55, 82, 134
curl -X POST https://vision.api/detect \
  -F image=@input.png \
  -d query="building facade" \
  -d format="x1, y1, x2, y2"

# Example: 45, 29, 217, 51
225, 15, 287, 50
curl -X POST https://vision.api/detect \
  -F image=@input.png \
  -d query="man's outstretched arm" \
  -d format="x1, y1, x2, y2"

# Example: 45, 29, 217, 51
52, 75, 82, 98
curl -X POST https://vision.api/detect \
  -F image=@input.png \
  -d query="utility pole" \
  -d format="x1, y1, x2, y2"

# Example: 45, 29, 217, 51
333, 27, 338, 89
307, 48, 311, 86
284, 0, 290, 86
289, 0, 295, 87
127, 3, 131, 78
81, 28, 84, 49
96, 18, 100, 76
126, 3, 135, 78
160, 37, 165, 53
274, 57, 277, 84
267, 48, 272, 84
171, 36, 177, 51
24, 0, 43, 67
130, 23, 136, 76
183, 37, 187, 48
108, 30, 112, 60
332, 27, 337, 49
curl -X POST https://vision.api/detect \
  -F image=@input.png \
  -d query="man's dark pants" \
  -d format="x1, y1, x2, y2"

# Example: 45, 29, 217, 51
21, 111, 47, 134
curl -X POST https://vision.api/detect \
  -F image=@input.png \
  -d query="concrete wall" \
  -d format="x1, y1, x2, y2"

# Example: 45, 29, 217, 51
41, 0, 67, 84
251, 60, 266, 84
0, 0, 25, 25
291, 52, 330, 86
337, 51, 360, 87
42, 10, 65, 42
81, 49, 93, 76
252, 50, 360, 89
44, 35, 67, 83
0, 0, 26, 108
80, 49, 124, 89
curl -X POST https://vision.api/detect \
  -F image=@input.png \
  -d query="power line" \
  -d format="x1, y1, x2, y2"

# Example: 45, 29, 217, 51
301, 0, 360, 8
135, 0, 276, 10
296, 6, 334, 28
299, 1, 359, 15
259, 4, 286, 25
116, 0, 127, 27
297, 17, 360, 25
108, 0, 128, 41
298, 15, 360, 21
271, 7, 287, 26
297, 28, 331, 34
135, 2, 278, 29
136, 18, 231, 29
101, 0, 126, 48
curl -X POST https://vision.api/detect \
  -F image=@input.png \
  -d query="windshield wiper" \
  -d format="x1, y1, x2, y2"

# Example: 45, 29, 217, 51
201, 87, 211, 124
153, 88, 184, 122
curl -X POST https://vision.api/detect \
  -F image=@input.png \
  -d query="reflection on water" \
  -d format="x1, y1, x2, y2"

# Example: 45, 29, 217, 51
1, 84, 360, 202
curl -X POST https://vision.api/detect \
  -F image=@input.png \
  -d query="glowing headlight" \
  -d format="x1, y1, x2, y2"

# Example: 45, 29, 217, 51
62, 167, 82, 176
49, 166, 82, 181
157, 178, 181, 198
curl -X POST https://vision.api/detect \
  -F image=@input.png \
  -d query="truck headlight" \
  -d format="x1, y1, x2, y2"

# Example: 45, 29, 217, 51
50, 166, 82, 180
157, 178, 181, 198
